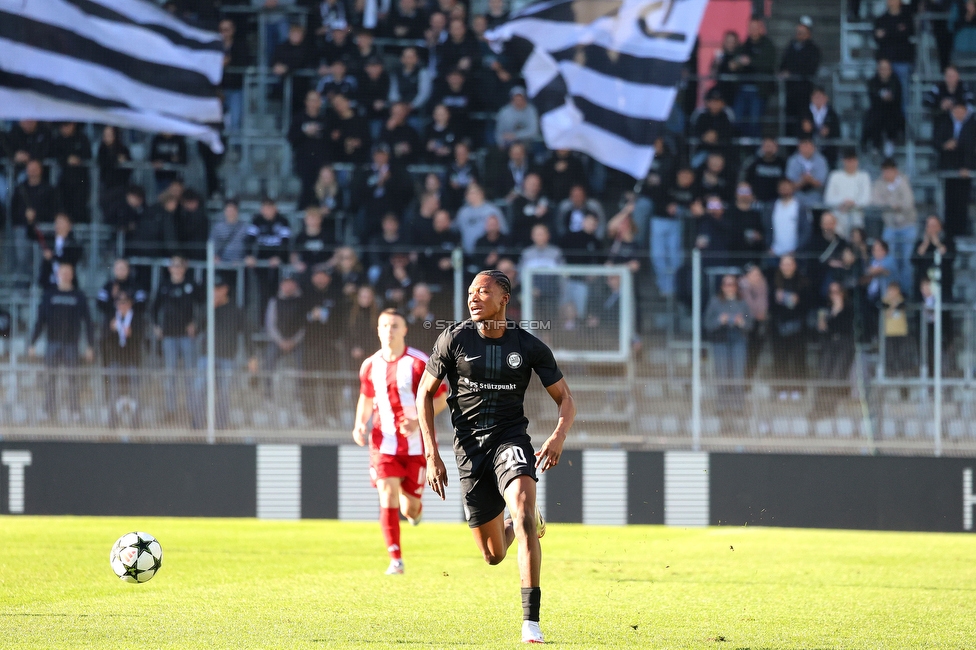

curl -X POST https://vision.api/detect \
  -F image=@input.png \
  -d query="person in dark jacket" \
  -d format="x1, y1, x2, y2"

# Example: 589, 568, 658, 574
29, 212, 83, 291
705, 273, 750, 412
769, 254, 810, 399
912, 215, 955, 301
731, 17, 777, 138
798, 87, 842, 167
11, 158, 60, 283
873, 0, 914, 113
102, 290, 145, 428
96, 125, 133, 219
862, 58, 905, 153
148, 133, 187, 197
263, 276, 306, 401
779, 16, 822, 131
935, 101, 976, 237
177, 189, 210, 261
301, 265, 342, 422
742, 138, 787, 205
244, 198, 293, 321
125, 190, 180, 259
816, 281, 855, 414
291, 206, 334, 277
28, 264, 94, 419
152, 256, 201, 424
50, 122, 92, 223
97, 258, 148, 321
288, 90, 329, 204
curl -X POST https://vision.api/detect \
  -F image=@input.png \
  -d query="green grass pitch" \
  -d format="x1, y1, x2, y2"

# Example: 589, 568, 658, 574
1, 516, 975, 649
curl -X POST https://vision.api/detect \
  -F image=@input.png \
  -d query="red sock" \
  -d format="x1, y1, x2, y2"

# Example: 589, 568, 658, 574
380, 507, 402, 560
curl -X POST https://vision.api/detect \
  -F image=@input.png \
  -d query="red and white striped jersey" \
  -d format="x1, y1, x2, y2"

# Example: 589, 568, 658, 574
359, 347, 445, 456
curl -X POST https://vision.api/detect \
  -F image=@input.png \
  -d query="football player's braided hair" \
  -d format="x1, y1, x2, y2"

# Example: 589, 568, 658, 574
476, 269, 512, 296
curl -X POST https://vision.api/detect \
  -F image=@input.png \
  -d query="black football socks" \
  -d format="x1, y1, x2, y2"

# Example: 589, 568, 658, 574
521, 587, 541, 622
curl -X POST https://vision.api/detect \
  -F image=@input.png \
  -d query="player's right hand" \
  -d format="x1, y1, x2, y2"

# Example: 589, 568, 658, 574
352, 423, 367, 447
426, 455, 448, 501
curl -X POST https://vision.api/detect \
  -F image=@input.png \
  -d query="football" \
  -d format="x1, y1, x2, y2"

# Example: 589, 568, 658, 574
109, 532, 163, 583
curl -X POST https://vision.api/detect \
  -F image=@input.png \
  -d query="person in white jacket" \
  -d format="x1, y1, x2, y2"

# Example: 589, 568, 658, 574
824, 149, 873, 238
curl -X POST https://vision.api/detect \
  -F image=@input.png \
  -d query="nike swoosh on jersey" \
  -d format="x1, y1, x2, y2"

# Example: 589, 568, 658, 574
463, 355, 481, 362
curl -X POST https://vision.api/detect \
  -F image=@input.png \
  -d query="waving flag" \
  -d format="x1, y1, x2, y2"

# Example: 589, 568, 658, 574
0, 0, 225, 152
487, 0, 708, 178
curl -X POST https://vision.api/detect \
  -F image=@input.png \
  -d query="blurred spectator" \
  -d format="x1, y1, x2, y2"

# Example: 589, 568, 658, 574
472, 14, 516, 113
485, 0, 509, 28
367, 212, 407, 280
349, 28, 379, 75
785, 138, 828, 206
274, 23, 317, 108
359, 56, 391, 136
520, 223, 564, 322
920, 276, 954, 377
109, 185, 144, 241
445, 140, 480, 210
438, 17, 480, 76
695, 195, 737, 268
798, 87, 840, 167
97, 258, 148, 320
705, 273, 750, 412
405, 283, 438, 352
557, 185, 605, 238
50, 122, 91, 223
13, 158, 60, 226
488, 141, 531, 201
804, 211, 848, 298
690, 88, 734, 161
816, 281, 855, 412
912, 215, 955, 301
148, 133, 186, 197
739, 263, 768, 379
244, 198, 292, 319
862, 58, 905, 155
347, 284, 381, 369
127, 190, 179, 259
319, 21, 356, 65
694, 152, 735, 204
727, 182, 766, 266
471, 213, 512, 271
558, 211, 603, 323
194, 274, 254, 429
379, 102, 421, 162
934, 101, 974, 237
742, 138, 787, 205
606, 206, 642, 274
376, 252, 420, 309
220, 18, 248, 133
301, 264, 342, 422
351, 143, 413, 240
509, 172, 552, 249
407, 188, 442, 240
863, 238, 897, 341
152, 256, 200, 424
769, 254, 809, 400
431, 69, 474, 134
873, 0, 914, 112
712, 30, 742, 107
211, 200, 250, 273
768, 178, 812, 262
495, 86, 540, 148
303, 165, 346, 223
950, 1, 976, 64
331, 245, 365, 298
386, 0, 427, 39
882, 282, 915, 376
732, 17, 777, 138
924, 65, 973, 117
633, 137, 675, 245
317, 59, 359, 104
177, 189, 209, 261
29, 212, 83, 291
925, 0, 955, 71
540, 149, 588, 205
779, 16, 821, 129
263, 276, 306, 401
870, 158, 917, 292
326, 93, 370, 163
651, 167, 696, 297
29, 264, 94, 420
102, 290, 143, 428
496, 257, 522, 321
456, 183, 507, 253
96, 126, 132, 218
824, 149, 872, 238
424, 104, 460, 164
416, 209, 459, 289
289, 90, 328, 201
292, 206, 334, 276
389, 47, 433, 116
6, 120, 51, 171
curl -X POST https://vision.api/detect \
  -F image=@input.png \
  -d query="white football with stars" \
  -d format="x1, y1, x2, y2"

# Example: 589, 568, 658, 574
110, 532, 163, 583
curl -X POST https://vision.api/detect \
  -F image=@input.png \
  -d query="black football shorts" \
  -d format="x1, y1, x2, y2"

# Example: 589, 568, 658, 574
458, 435, 538, 528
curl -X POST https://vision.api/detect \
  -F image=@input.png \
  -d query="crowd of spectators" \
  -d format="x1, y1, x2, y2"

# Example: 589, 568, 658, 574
0, 0, 973, 424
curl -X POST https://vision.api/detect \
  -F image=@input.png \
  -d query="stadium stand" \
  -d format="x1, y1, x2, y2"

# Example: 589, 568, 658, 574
3, 0, 976, 455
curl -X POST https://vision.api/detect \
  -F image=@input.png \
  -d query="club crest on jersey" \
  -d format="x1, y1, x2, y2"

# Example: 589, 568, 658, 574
507, 352, 522, 369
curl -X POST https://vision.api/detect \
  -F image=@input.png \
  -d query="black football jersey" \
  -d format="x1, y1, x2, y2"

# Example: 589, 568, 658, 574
426, 321, 563, 461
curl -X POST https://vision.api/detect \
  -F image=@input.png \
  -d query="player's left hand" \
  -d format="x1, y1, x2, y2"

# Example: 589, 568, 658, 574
535, 432, 565, 473
398, 418, 419, 436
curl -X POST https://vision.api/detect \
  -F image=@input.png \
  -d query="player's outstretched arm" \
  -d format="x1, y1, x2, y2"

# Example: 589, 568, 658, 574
536, 378, 576, 473
417, 369, 449, 500
352, 395, 373, 446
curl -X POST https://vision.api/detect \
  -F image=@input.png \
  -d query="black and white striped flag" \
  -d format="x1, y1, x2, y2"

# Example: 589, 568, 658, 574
488, 0, 707, 179
0, 0, 225, 152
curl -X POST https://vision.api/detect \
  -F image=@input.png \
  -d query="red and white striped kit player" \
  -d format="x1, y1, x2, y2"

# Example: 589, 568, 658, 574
352, 309, 448, 576
360, 346, 431, 461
